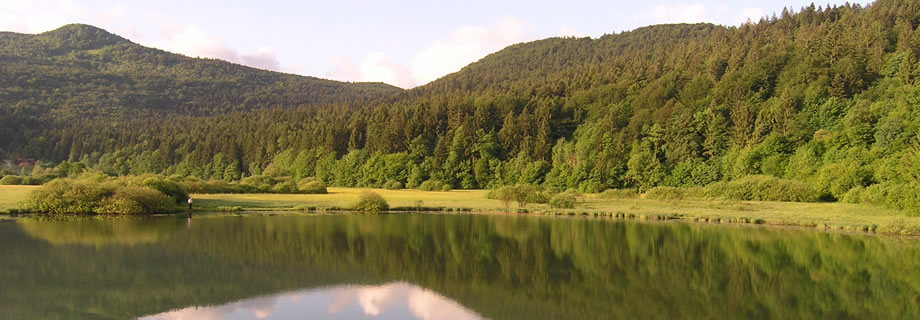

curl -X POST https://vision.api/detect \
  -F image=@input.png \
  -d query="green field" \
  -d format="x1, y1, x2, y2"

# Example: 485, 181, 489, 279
0, 185, 37, 214
188, 187, 920, 236
4, 185, 920, 235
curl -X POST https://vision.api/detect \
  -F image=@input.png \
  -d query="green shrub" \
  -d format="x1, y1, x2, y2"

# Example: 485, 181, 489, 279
486, 184, 545, 208
549, 192, 577, 209
842, 186, 865, 204
418, 180, 445, 191
352, 191, 389, 212
701, 175, 819, 202
271, 180, 298, 193
644, 187, 686, 200
142, 177, 188, 203
813, 162, 871, 201
861, 183, 920, 215
383, 180, 403, 190
26, 179, 115, 214
97, 186, 173, 215
488, 186, 516, 208
599, 189, 639, 199
440, 184, 452, 192
180, 177, 257, 194
26, 178, 178, 215
241, 175, 276, 191
298, 179, 328, 194
0, 175, 23, 185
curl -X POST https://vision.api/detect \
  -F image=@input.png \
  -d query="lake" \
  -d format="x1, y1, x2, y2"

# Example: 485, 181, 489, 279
1, 213, 919, 319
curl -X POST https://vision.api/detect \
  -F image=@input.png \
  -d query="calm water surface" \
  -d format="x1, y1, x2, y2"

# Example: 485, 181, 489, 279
1, 213, 920, 319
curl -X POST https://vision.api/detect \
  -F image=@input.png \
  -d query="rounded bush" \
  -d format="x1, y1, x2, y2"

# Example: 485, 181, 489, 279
299, 179, 328, 194
549, 192, 576, 209
440, 184, 452, 192
383, 180, 403, 190
0, 175, 23, 185
418, 180, 445, 191
271, 180, 298, 193
645, 187, 686, 200
143, 177, 189, 203
353, 191, 389, 212
97, 186, 172, 215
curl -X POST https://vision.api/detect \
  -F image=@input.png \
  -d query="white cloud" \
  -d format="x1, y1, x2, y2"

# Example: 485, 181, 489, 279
410, 15, 533, 86
329, 15, 535, 88
241, 47, 282, 71
153, 25, 284, 72
0, 0, 84, 33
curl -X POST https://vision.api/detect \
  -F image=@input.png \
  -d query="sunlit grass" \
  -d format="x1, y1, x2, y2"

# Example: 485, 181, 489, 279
0, 185, 38, 214
191, 188, 502, 211
192, 188, 920, 235
6, 184, 920, 235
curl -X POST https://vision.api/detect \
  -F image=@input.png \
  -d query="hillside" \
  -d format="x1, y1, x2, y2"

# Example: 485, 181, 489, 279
0, 24, 401, 118
3, 0, 920, 211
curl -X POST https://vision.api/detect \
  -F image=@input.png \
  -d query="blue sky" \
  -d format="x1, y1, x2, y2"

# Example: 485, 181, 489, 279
0, 0, 872, 88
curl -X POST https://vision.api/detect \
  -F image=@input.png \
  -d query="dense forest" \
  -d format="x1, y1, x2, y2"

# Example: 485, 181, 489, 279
2, 1, 920, 209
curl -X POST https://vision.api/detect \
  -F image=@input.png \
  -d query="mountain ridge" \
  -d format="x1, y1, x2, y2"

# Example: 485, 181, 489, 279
0, 24, 403, 118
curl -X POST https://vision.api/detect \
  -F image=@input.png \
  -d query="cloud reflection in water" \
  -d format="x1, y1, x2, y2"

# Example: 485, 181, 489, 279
142, 282, 481, 320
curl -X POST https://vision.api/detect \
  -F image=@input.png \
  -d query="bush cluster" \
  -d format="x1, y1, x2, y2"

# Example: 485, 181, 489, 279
25, 178, 175, 215
0, 175, 52, 185
179, 175, 327, 194
644, 187, 687, 200
487, 184, 550, 208
419, 180, 450, 192
383, 180, 403, 190
352, 191, 389, 212
846, 183, 920, 216
549, 192, 577, 209
598, 189, 639, 199
700, 175, 819, 202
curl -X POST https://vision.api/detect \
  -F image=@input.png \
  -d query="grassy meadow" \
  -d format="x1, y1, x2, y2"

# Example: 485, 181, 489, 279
189, 187, 920, 236
4, 185, 920, 235
0, 185, 38, 215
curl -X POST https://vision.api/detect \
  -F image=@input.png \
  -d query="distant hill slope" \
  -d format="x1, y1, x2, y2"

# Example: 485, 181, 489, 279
0, 24, 402, 117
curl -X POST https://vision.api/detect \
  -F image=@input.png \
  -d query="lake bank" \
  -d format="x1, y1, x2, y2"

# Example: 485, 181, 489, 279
4, 185, 920, 236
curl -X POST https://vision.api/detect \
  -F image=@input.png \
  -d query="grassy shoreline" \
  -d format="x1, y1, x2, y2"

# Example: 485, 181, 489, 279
4, 185, 920, 236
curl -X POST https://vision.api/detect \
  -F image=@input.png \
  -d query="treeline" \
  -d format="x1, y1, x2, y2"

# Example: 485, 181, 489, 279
3, 1, 920, 211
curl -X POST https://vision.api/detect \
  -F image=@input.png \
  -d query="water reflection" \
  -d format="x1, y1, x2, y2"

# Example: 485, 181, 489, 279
17, 217, 187, 246
143, 282, 482, 320
3, 214, 920, 319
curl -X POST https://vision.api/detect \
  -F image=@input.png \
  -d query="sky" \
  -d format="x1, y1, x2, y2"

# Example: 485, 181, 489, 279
0, 0, 873, 89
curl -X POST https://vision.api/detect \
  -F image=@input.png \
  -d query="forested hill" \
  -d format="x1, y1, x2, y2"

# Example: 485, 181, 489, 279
0, 24, 402, 118
4, 1, 920, 211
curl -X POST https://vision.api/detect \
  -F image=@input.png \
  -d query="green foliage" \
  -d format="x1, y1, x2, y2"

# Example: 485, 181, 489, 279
549, 192, 577, 209
297, 178, 328, 194
142, 177, 188, 203
487, 184, 548, 208
813, 162, 872, 200
0, 175, 23, 185
352, 191, 389, 212
599, 189, 639, 199
856, 183, 920, 216
97, 186, 172, 215
644, 187, 687, 200
24, 177, 177, 214
701, 175, 819, 202
418, 180, 447, 191
383, 180, 403, 190
5, 2, 920, 213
